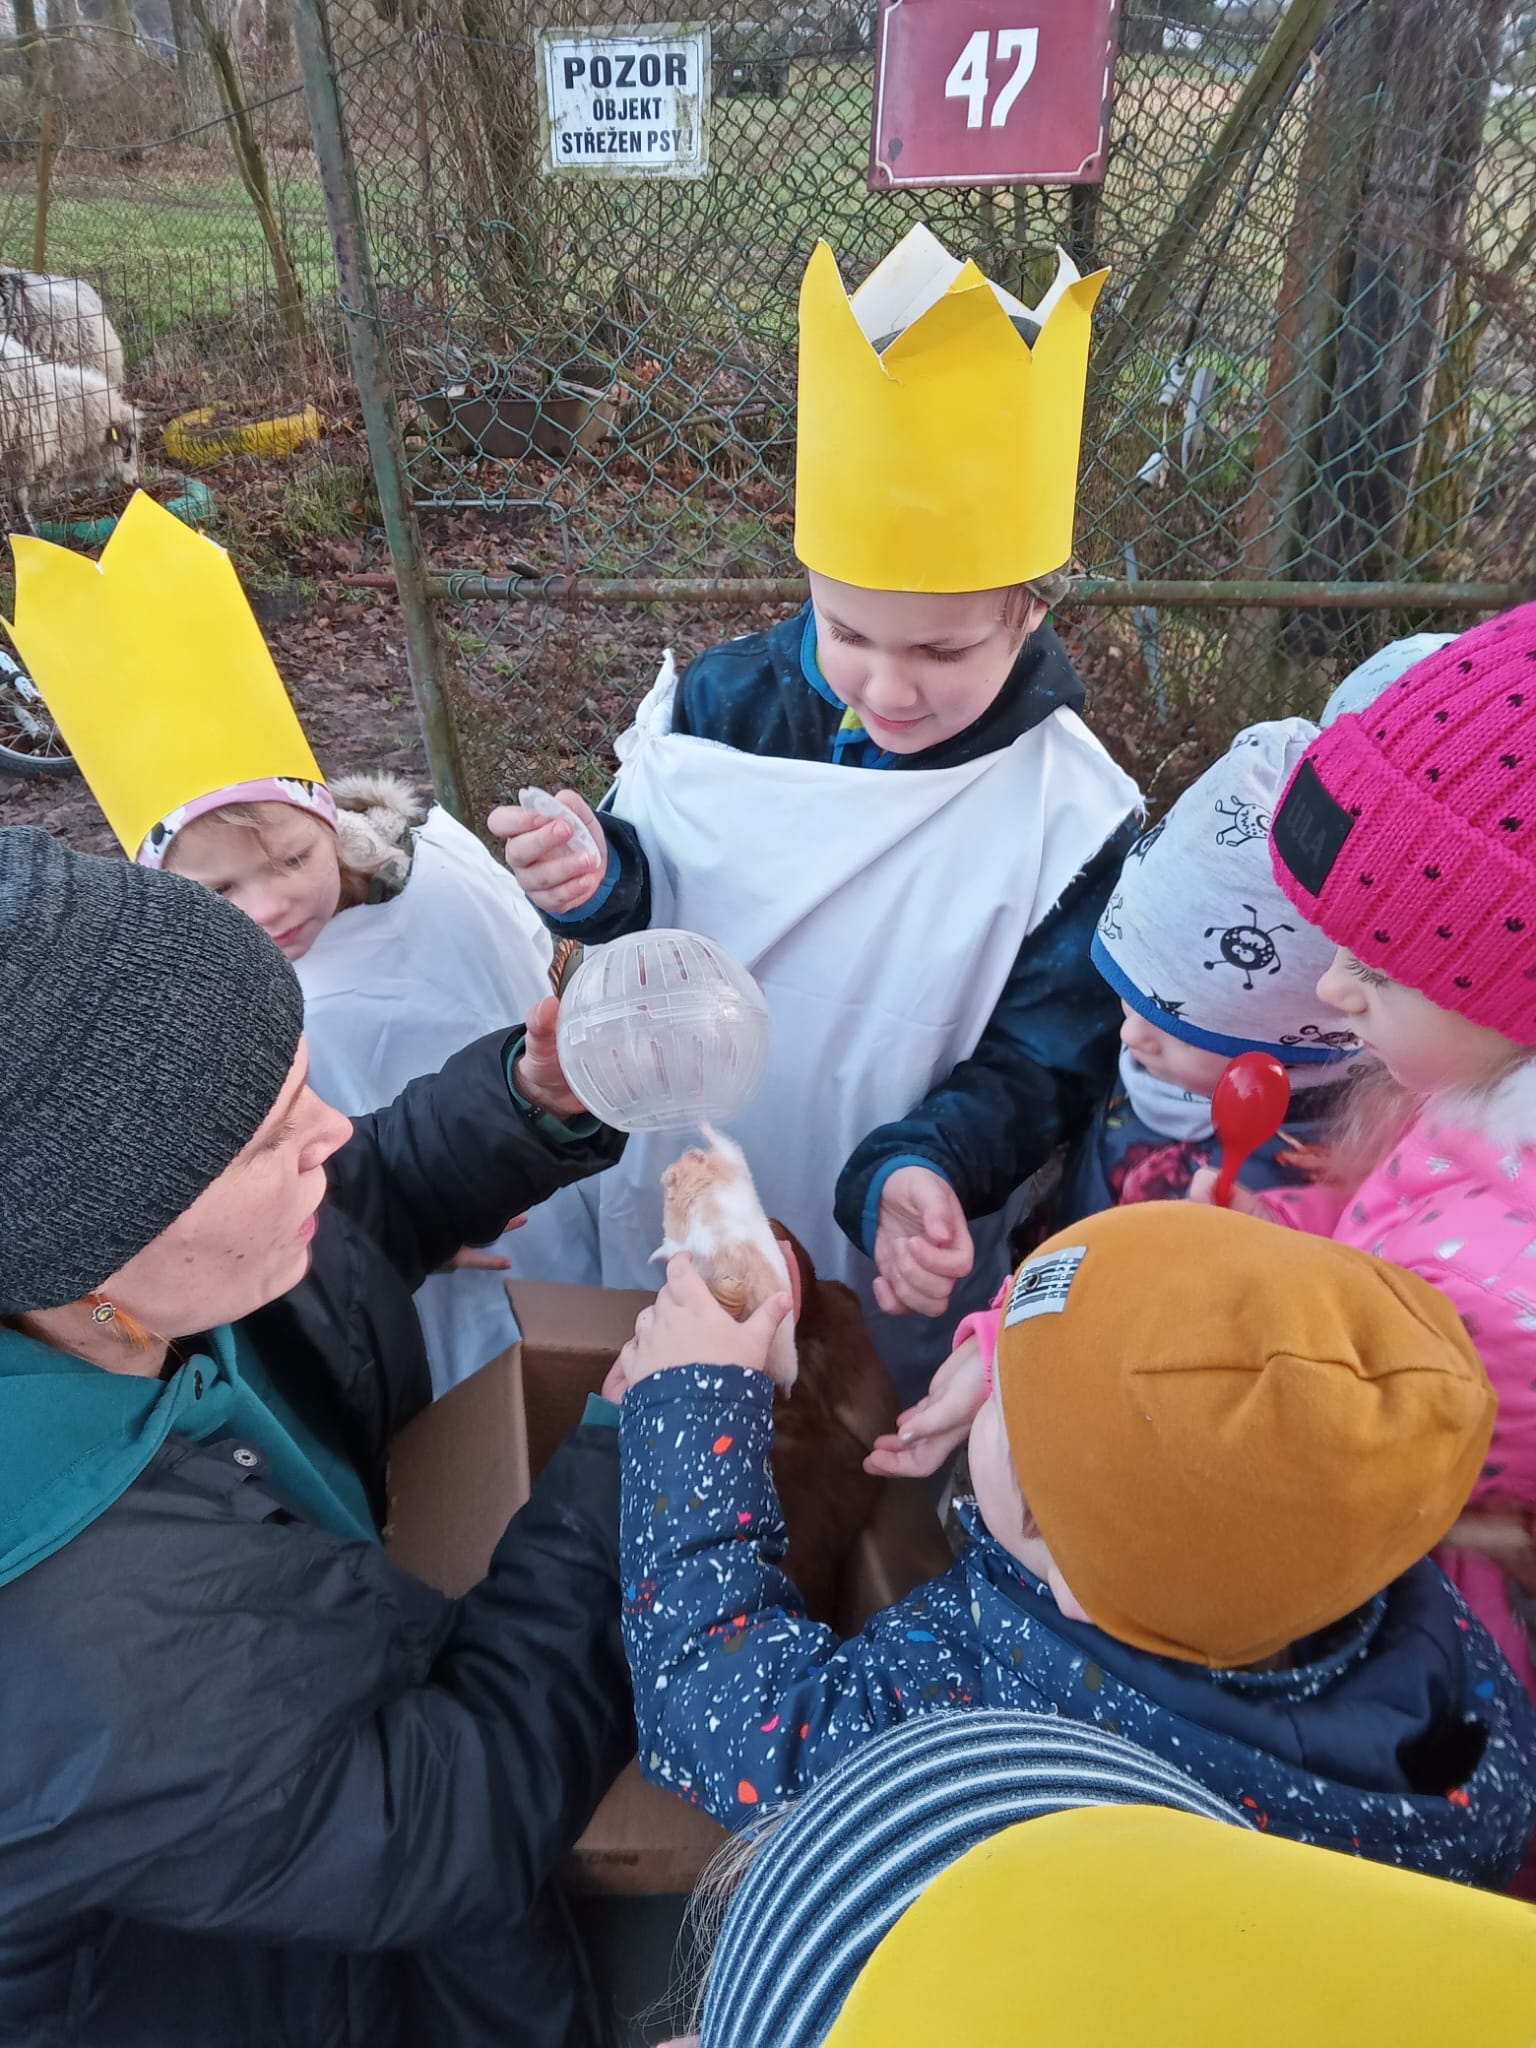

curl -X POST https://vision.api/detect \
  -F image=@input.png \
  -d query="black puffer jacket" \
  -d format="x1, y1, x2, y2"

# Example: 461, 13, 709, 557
0, 1031, 631, 2048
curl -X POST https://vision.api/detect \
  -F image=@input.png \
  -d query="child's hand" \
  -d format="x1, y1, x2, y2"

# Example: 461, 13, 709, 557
1186, 1168, 1268, 1216
446, 1215, 527, 1271
617, 1253, 792, 1386
488, 793, 608, 917
873, 1165, 974, 1318
865, 1335, 987, 1478
511, 997, 587, 1122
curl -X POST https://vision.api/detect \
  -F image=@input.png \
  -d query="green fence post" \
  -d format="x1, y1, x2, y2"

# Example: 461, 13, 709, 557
291, 0, 469, 819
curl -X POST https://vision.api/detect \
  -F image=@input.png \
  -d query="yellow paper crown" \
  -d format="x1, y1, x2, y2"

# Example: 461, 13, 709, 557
5, 491, 322, 858
823, 1806, 1536, 2045
794, 225, 1107, 592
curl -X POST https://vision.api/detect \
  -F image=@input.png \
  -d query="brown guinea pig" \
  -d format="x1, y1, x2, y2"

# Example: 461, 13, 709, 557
765, 1223, 902, 1627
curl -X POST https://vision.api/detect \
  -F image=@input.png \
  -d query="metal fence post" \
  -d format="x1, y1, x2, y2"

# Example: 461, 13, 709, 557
291, 0, 469, 819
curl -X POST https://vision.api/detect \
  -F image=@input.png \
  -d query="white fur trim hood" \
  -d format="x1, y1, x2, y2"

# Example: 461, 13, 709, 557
1434, 1059, 1536, 1153
330, 770, 427, 886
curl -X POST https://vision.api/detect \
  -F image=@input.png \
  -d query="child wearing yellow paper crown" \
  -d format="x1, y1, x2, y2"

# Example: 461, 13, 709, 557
5, 493, 569, 1396
678, 1717, 1536, 2048
496, 227, 1140, 1396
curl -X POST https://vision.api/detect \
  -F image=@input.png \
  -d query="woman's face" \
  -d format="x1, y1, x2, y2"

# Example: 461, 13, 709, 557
100, 1038, 352, 1338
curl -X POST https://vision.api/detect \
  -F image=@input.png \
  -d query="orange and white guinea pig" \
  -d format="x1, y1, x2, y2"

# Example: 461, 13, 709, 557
657, 1125, 799, 1391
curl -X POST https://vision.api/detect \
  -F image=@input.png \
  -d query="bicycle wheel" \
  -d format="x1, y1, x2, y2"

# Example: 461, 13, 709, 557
0, 649, 75, 778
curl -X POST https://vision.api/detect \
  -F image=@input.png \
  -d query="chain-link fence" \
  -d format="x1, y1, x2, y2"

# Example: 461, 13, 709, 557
310, 0, 1536, 815
0, 0, 372, 627
3, 0, 1534, 814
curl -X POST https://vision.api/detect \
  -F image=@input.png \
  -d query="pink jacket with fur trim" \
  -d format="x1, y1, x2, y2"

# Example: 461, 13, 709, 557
1258, 1067, 1536, 1698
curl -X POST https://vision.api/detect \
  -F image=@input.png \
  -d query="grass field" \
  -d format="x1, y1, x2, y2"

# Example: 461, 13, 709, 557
4, 41, 1528, 369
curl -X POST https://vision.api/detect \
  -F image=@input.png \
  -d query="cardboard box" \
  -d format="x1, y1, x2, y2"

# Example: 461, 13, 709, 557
387, 1279, 951, 1895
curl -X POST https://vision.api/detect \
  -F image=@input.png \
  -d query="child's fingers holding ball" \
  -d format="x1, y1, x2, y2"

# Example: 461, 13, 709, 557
552, 787, 606, 850
516, 821, 599, 878
488, 803, 564, 861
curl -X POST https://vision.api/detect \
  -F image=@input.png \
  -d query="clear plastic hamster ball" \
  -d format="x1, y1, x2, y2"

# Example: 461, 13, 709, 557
554, 929, 771, 1134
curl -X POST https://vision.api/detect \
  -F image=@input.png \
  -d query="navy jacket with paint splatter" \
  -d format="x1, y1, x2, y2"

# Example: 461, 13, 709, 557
619, 1368, 1536, 1891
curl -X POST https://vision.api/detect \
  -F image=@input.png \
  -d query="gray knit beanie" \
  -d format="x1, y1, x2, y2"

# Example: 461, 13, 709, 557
698, 1711, 1246, 2047
0, 828, 305, 1313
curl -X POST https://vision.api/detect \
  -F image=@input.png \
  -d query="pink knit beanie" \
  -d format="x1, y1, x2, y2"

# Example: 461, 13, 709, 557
1269, 603, 1536, 1047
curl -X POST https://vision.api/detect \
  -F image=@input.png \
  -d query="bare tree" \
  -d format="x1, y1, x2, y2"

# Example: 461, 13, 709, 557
185, 0, 308, 352
166, 0, 221, 131
11, 0, 47, 99
45, 0, 80, 104
1239, 0, 1509, 653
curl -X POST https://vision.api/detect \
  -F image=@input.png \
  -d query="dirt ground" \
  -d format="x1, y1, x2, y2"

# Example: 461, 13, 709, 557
0, 605, 1198, 859
0, 586, 432, 854
0, 414, 1203, 853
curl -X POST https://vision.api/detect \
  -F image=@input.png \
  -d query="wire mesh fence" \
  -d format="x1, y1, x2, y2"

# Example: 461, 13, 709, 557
1, 0, 1533, 815
0, 0, 368, 632
315, 0, 1536, 816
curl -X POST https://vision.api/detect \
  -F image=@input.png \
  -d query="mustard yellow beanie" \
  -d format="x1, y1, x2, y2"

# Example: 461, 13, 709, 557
996, 1204, 1493, 1667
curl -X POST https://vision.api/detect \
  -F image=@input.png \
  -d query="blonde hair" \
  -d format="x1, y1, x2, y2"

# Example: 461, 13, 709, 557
1319, 1043, 1536, 1188
169, 773, 426, 911
1001, 569, 1070, 634
667, 1806, 794, 2039
1021, 565, 1073, 611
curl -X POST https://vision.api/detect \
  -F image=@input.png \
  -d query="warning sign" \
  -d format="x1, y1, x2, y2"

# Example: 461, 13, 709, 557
537, 24, 711, 179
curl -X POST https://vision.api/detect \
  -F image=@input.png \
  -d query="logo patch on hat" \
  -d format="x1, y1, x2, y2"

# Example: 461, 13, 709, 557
1004, 1246, 1087, 1326
1272, 759, 1355, 896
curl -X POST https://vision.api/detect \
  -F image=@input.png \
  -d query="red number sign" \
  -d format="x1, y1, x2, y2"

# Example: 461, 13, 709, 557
869, 0, 1122, 190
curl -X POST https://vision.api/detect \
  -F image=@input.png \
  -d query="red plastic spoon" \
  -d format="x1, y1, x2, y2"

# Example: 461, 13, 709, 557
1210, 1052, 1291, 1207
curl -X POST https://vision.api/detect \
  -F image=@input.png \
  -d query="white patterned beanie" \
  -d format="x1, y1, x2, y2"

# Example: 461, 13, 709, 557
697, 1711, 1246, 2048
1320, 634, 1458, 728
1093, 718, 1357, 1066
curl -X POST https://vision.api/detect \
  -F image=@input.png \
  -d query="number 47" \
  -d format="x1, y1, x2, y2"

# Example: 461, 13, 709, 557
945, 27, 1040, 131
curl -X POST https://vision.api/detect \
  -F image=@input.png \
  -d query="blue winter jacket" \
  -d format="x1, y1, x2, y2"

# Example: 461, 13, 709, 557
619, 1368, 1536, 1891
544, 606, 1138, 1250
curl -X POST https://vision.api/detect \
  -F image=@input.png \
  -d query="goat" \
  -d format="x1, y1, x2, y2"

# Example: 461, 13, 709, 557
0, 338, 140, 533
0, 271, 126, 388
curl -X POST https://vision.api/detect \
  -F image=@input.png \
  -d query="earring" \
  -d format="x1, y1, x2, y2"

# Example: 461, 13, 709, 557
87, 1294, 118, 1326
